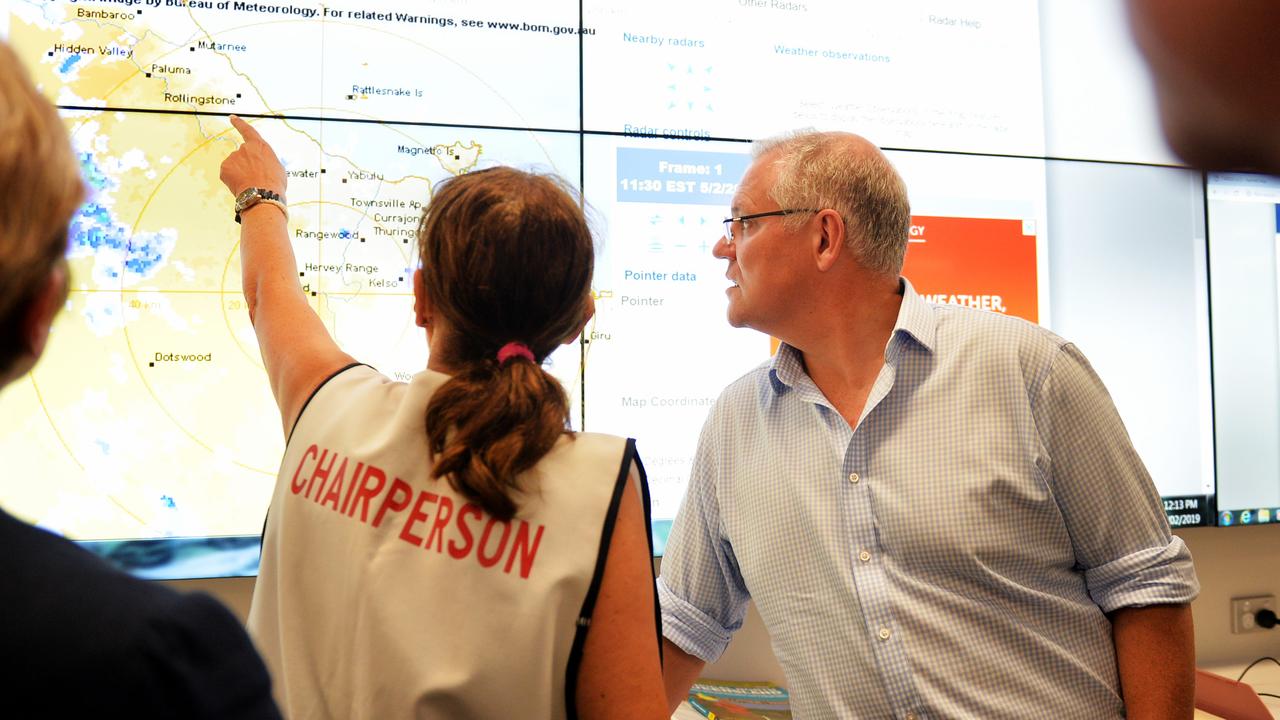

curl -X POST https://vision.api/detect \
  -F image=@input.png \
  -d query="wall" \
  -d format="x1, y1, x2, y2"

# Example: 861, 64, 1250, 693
167, 523, 1280, 683
1179, 524, 1280, 667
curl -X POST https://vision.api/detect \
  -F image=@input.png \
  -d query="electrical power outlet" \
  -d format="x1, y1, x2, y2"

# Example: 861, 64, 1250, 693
1231, 595, 1276, 633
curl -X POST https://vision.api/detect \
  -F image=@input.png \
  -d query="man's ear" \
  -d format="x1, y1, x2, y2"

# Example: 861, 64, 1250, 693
813, 209, 847, 272
23, 263, 67, 363
413, 268, 433, 330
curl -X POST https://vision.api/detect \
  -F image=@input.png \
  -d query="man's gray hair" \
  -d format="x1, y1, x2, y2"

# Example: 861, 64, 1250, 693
753, 131, 911, 275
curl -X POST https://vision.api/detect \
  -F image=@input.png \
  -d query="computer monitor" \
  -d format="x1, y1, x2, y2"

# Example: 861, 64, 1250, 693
1207, 173, 1280, 528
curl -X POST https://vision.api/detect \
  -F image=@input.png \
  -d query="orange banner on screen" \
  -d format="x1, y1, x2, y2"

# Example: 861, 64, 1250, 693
901, 216, 1039, 323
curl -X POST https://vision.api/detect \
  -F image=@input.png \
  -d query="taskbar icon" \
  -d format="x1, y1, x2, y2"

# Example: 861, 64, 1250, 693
1219, 508, 1280, 526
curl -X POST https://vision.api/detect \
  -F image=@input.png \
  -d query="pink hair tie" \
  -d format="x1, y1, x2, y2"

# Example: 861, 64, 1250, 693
496, 342, 535, 365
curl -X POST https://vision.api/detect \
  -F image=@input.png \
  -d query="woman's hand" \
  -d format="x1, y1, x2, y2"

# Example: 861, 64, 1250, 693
219, 115, 287, 198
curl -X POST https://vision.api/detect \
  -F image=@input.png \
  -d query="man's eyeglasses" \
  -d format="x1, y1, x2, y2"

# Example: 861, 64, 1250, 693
721, 209, 820, 243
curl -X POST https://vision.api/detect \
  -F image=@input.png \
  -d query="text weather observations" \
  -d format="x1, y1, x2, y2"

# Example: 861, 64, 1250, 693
584, 1, 1045, 156
616, 148, 749, 205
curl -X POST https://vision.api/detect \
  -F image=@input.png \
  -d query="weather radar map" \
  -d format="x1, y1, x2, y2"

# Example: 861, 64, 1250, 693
0, 0, 585, 577
2, 0, 1220, 577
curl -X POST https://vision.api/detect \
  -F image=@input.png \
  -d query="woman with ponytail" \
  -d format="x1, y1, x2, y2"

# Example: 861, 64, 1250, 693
221, 116, 667, 720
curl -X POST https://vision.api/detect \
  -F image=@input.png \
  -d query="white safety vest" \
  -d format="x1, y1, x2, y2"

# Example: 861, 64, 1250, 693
249, 365, 642, 720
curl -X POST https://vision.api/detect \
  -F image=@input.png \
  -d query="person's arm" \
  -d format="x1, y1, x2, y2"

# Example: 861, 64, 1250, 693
145, 591, 284, 719
575, 466, 669, 720
1030, 343, 1198, 713
656, 398, 751, 713
661, 637, 706, 713
1110, 603, 1195, 720
219, 116, 355, 435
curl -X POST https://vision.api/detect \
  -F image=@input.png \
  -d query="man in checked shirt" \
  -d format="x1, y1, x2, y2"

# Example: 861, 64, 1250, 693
657, 130, 1199, 719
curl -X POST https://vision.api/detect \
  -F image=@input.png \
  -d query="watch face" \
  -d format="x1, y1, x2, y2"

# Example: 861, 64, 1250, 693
234, 187, 259, 212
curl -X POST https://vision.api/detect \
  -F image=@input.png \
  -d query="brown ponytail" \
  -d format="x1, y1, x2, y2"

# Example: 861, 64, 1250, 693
417, 167, 594, 521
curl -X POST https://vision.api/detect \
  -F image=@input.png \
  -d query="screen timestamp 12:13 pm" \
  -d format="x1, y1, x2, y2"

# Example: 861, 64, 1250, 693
1162, 495, 1211, 528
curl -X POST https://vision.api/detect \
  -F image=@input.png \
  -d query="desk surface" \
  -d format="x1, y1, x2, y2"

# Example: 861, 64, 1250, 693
677, 701, 1239, 719
672, 668, 1280, 719
670, 676, 1280, 712
1204, 663, 1280, 719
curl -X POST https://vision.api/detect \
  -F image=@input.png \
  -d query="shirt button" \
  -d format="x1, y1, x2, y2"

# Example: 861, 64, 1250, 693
906, 714, 918, 720
878, 627, 891, 640
859, 550, 871, 563
848, 472, 860, 484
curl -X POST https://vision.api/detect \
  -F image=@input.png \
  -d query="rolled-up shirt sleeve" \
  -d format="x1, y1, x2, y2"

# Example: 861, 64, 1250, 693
1032, 342, 1199, 612
658, 404, 751, 663
1083, 535, 1197, 612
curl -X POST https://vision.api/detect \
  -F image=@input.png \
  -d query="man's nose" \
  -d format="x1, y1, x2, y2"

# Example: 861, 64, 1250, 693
712, 235, 733, 260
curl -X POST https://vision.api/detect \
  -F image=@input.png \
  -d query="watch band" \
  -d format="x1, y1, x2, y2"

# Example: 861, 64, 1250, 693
234, 187, 287, 224
237, 198, 288, 223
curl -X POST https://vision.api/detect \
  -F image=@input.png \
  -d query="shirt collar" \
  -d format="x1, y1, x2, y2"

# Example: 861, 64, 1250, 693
893, 276, 937, 354
769, 341, 806, 394
767, 277, 937, 395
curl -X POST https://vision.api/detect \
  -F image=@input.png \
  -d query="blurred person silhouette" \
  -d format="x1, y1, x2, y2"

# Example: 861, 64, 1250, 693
0, 42, 281, 720
1127, 0, 1280, 173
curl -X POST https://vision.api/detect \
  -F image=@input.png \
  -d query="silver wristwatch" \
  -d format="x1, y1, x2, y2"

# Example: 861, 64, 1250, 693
234, 187, 285, 224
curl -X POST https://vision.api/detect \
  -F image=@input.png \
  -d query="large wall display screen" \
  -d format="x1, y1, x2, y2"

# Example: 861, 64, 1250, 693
0, 0, 1218, 577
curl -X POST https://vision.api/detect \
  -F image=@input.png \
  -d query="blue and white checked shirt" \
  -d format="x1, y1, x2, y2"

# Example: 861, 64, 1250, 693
658, 279, 1199, 719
